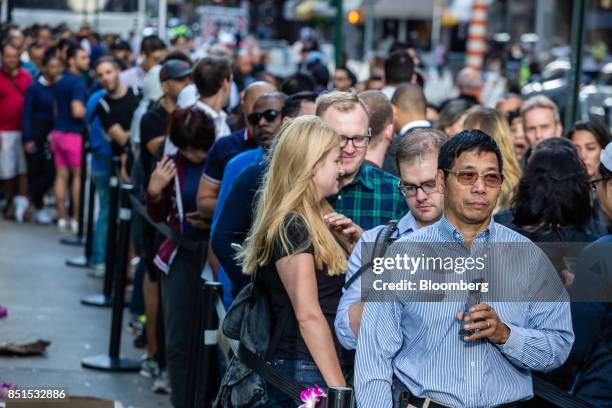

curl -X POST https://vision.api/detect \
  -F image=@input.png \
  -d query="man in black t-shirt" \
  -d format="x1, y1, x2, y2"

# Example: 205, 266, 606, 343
137, 59, 193, 390
140, 59, 192, 188
94, 56, 140, 179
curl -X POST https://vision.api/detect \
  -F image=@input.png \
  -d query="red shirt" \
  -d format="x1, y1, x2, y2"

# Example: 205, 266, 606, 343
0, 67, 32, 131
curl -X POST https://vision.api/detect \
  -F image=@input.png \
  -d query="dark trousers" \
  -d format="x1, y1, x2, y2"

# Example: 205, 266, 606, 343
161, 248, 203, 408
25, 121, 54, 209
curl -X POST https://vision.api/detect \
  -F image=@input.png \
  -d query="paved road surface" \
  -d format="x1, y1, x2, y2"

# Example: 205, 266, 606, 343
0, 218, 172, 407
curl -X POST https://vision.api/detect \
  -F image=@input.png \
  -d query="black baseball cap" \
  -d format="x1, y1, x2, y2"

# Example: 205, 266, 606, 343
110, 39, 131, 51
159, 59, 192, 81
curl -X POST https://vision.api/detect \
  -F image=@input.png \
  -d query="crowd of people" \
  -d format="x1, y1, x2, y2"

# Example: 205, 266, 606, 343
0, 21, 611, 408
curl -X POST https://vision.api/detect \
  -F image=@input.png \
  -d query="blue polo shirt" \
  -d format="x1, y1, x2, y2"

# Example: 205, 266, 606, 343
202, 128, 257, 184
53, 71, 89, 134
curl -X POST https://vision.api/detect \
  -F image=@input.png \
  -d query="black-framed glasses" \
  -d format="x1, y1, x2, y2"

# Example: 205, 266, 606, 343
247, 109, 280, 126
444, 169, 504, 187
397, 180, 438, 198
340, 129, 372, 149
590, 176, 612, 191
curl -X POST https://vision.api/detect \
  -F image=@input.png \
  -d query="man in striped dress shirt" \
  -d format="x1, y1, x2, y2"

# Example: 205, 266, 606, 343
355, 130, 574, 407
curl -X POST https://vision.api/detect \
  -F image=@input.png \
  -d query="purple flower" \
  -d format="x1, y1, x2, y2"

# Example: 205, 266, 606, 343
298, 385, 327, 408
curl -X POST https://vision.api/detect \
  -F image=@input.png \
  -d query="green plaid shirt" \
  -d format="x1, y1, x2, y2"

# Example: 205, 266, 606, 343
327, 163, 408, 230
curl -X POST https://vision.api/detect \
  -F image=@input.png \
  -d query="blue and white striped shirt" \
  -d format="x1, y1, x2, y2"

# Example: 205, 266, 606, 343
355, 216, 574, 407
335, 211, 420, 350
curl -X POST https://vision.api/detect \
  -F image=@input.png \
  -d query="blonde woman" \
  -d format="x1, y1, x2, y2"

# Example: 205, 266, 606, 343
237, 115, 352, 405
463, 107, 522, 212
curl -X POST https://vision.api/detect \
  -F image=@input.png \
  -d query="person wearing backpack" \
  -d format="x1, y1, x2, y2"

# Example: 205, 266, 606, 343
234, 116, 358, 406
335, 128, 447, 350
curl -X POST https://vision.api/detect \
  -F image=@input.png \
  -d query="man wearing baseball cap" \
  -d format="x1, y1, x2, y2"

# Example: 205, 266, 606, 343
141, 59, 192, 185
137, 58, 192, 392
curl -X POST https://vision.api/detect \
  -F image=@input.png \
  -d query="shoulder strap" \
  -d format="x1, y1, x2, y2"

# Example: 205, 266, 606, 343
238, 344, 304, 402
343, 220, 399, 290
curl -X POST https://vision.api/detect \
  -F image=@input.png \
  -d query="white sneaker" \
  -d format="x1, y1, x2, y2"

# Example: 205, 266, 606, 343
35, 209, 52, 225
70, 219, 79, 234
58, 218, 69, 232
87, 263, 105, 278
14, 196, 29, 223
151, 370, 171, 394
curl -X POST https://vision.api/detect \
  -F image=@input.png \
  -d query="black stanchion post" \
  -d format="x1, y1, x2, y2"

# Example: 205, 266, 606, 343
60, 128, 89, 246
324, 387, 354, 408
186, 280, 222, 408
81, 183, 140, 372
81, 157, 121, 307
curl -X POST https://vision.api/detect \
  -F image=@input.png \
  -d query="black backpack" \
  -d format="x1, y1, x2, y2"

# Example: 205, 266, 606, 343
215, 271, 304, 407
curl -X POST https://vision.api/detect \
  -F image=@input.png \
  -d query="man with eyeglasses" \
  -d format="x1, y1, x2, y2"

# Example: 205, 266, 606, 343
335, 129, 447, 350
316, 90, 408, 231
355, 130, 573, 408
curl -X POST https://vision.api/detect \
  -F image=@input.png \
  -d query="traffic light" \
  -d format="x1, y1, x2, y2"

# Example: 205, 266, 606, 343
347, 9, 362, 25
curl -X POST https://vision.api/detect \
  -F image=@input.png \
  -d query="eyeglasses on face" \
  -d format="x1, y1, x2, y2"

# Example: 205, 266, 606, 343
444, 169, 504, 187
397, 180, 438, 197
247, 109, 280, 126
339, 129, 372, 149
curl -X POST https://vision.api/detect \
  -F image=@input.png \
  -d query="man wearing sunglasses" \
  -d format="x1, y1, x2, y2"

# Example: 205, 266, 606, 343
196, 81, 276, 220
246, 92, 286, 148
335, 129, 447, 350
355, 130, 573, 408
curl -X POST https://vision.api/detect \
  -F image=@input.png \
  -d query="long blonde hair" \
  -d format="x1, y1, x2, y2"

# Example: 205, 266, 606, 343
238, 115, 348, 276
463, 107, 522, 211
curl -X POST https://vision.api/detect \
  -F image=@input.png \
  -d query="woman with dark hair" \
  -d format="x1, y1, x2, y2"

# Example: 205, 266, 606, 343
145, 107, 215, 408
510, 147, 597, 244
551, 143, 612, 406
568, 121, 612, 237
568, 121, 612, 180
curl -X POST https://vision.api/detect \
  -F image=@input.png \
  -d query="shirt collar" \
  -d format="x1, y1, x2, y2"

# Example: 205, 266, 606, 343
38, 75, 51, 86
348, 163, 375, 190
399, 120, 431, 136
437, 214, 497, 242
396, 211, 419, 236
195, 100, 227, 121
244, 127, 250, 141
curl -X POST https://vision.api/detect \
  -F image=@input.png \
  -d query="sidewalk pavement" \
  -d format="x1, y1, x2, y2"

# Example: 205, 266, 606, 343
0, 218, 171, 408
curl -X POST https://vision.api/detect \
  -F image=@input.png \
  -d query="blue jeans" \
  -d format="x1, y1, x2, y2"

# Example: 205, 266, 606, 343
267, 359, 326, 408
90, 170, 110, 265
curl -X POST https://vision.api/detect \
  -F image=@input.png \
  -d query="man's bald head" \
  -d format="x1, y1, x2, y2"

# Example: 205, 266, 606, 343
391, 84, 427, 132
243, 81, 277, 117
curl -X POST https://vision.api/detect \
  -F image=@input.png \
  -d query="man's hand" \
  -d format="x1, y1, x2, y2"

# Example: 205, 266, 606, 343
148, 156, 176, 197
24, 141, 36, 154
324, 212, 363, 244
185, 211, 210, 230
456, 303, 511, 344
